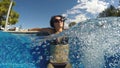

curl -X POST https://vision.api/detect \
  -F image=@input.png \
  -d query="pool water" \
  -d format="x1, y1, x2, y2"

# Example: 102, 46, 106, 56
0, 32, 36, 68
0, 32, 53, 68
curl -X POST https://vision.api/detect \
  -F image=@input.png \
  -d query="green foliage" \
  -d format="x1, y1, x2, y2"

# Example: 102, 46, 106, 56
98, 5, 120, 17
69, 22, 76, 27
0, 0, 19, 27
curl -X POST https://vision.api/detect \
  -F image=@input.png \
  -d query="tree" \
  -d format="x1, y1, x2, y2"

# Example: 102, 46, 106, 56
69, 22, 76, 27
0, 0, 19, 27
98, 5, 120, 17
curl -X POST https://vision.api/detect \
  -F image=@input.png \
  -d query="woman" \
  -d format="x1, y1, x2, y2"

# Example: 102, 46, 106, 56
30, 15, 71, 68
47, 15, 71, 68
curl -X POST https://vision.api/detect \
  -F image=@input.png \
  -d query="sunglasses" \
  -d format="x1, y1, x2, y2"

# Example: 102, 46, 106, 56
53, 19, 64, 23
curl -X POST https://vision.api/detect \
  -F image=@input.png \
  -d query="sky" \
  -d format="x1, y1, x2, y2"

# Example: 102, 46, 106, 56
13, 0, 120, 29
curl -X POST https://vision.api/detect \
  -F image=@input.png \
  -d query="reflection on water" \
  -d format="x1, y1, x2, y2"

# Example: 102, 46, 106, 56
0, 17, 120, 68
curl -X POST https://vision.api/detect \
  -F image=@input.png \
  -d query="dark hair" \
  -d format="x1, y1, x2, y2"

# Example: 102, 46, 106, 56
50, 15, 66, 29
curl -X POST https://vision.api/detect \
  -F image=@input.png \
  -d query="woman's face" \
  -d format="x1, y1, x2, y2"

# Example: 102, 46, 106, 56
53, 16, 64, 29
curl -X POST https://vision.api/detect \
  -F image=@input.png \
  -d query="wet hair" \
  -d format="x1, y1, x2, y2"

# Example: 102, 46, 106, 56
50, 15, 66, 29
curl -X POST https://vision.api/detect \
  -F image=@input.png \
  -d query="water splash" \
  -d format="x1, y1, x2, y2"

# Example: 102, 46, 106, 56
65, 17, 120, 68
65, 0, 119, 25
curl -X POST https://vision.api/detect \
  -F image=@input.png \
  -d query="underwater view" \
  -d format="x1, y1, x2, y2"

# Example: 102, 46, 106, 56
0, 17, 120, 68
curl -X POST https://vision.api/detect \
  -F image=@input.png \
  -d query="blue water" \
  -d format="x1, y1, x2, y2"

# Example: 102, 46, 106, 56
0, 32, 51, 68
0, 32, 36, 68
0, 17, 120, 68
